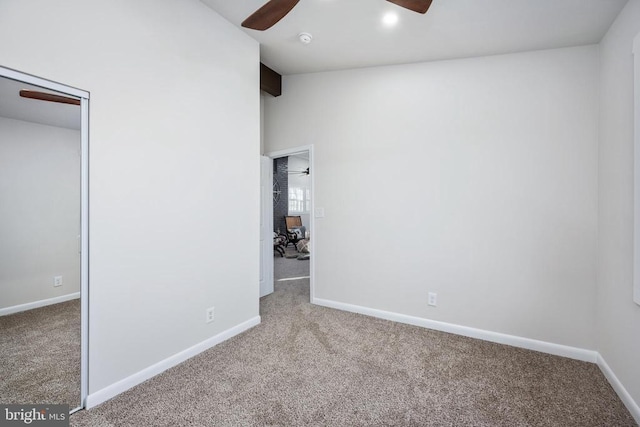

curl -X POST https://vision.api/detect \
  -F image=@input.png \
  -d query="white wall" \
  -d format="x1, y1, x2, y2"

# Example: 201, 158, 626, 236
0, 0, 260, 394
265, 45, 599, 349
597, 0, 640, 409
0, 117, 80, 309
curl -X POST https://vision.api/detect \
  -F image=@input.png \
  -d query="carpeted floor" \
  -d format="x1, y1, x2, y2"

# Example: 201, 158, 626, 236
274, 248, 310, 281
70, 280, 635, 426
0, 300, 81, 408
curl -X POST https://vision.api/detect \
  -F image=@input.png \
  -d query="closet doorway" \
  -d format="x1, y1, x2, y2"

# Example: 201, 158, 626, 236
0, 66, 89, 412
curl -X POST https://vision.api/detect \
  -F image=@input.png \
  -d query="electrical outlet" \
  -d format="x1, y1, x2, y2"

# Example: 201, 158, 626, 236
206, 307, 215, 323
428, 292, 437, 307
54, 276, 63, 287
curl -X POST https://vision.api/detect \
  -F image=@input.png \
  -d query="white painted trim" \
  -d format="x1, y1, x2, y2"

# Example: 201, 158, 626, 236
266, 145, 314, 160
265, 145, 315, 304
79, 94, 90, 410
313, 298, 598, 363
0, 65, 88, 99
85, 316, 261, 409
633, 32, 640, 306
0, 292, 81, 316
597, 354, 640, 424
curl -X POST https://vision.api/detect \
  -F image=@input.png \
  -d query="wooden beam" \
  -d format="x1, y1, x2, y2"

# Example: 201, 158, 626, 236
260, 63, 282, 97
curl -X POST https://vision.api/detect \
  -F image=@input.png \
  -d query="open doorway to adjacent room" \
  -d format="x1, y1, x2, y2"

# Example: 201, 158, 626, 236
273, 152, 311, 279
263, 146, 315, 302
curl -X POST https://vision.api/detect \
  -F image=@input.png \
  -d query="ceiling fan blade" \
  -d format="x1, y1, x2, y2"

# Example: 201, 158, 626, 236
241, 0, 300, 31
19, 90, 80, 106
386, 0, 433, 14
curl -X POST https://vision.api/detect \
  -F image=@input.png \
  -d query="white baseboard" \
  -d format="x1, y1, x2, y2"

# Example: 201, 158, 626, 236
597, 354, 640, 424
85, 316, 261, 409
0, 292, 80, 316
312, 298, 597, 363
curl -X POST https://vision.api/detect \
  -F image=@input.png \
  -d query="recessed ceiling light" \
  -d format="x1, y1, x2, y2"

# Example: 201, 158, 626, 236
382, 12, 399, 27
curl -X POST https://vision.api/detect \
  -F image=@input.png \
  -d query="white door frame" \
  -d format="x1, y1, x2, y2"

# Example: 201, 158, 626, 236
265, 145, 315, 303
0, 66, 90, 412
633, 32, 640, 306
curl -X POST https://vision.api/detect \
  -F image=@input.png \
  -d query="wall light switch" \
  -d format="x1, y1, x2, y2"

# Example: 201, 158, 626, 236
314, 208, 325, 218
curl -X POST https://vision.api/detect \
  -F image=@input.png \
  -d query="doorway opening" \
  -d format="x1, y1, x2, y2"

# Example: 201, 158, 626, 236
264, 145, 315, 303
0, 66, 89, 412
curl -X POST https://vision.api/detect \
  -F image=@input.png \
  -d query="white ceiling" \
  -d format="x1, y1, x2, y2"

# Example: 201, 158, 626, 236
0, 76, 80, 130
201, 0, 628, 75
0, 1, 627, 126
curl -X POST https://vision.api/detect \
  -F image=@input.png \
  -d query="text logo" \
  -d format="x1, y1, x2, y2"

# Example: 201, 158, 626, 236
0, 405, 68, 427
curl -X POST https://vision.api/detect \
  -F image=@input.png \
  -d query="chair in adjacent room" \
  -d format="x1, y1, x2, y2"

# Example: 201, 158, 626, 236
285, 216, 306, 250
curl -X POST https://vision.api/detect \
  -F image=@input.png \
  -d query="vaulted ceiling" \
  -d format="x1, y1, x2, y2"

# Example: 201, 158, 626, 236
1, 1, 629, 128
201, 0, 628, 75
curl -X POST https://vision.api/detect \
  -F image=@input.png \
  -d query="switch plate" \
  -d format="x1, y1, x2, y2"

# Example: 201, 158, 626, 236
428, 292, 437, 307
53, 276, 63, 287
206, 307, 215, 323
314, 208, 325, 218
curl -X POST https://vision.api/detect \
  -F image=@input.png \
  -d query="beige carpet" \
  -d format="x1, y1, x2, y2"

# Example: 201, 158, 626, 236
0, 300, 81, 407
71, 281, 635, 426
